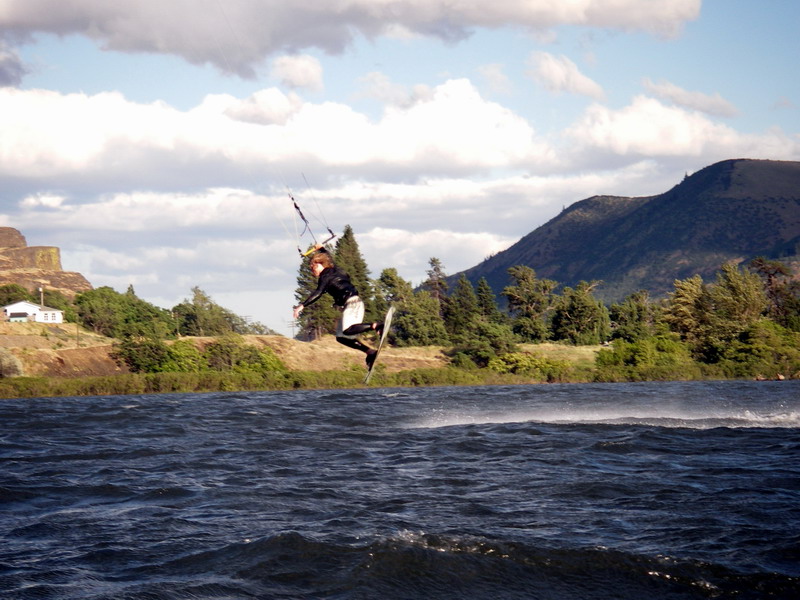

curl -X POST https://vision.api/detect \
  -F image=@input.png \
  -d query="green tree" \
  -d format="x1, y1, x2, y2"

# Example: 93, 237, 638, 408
334, 225, 376, 320
76, 286, 176, 339
162, 339, 206, 373
609, 290, 660, 342
664, 264, 768, 362
663, 274, 707, 350
550, 281, 610, 345
444, 274, 480, 337
421, 257, 449, 319
502, 266, 557, 342
0, 284, 35, 306
113, 336, 171, 373
475, 277, 504, 323
374, 268, 448, 346
749, 257, 800, 331
293, 251, 338, 339
204, 334, 285, 374
450, 319, 518, 368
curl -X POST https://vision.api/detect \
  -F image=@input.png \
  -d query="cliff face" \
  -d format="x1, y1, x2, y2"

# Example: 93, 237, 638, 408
0, 227, 92, 298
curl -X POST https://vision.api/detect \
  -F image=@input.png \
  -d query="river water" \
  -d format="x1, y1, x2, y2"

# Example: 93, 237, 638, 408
2, 380, 799, 599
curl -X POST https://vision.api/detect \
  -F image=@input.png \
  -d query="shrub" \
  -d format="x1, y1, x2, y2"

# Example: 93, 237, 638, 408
487, 352, 571, 382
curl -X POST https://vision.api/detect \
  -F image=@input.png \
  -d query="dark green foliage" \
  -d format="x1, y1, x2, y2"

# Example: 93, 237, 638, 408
716, 320, 800, 379
476, 277, 504, 323
502, 266, 557, 342
113, 337, 172, 373
114, 334, 286, 375
594, 334, 702, 381
487, 352, 571, 382
444, 274, 480, 337
664, 264, 767, 362
450, 319, 518, 368
75, 285, 176, 339
293, 250, 338, 339
172, 286, 258, 337
550, 281, 610, 345
0, 284, 35, 306
375, 268, 449, 346
749, 257, 800, 331
334, 225, 376, 320
422, 257, 449, 317
204, 335, 286, 374
609, 290, 660, 342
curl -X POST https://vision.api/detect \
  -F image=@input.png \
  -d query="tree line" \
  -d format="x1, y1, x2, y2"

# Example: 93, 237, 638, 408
3, 223, 798, 384
295, 226, 800, 380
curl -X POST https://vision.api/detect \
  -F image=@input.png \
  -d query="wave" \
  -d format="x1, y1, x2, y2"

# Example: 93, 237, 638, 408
42, 530, 793, 600
411, 409, 800, 430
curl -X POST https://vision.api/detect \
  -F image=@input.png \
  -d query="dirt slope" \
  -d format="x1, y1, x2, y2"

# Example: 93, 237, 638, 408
0, 323, 449, 378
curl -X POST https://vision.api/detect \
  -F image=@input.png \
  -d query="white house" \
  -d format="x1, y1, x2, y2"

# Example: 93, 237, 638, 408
2, 301, 64, 324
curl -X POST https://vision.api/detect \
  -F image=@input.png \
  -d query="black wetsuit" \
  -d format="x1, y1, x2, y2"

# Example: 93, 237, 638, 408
298, 266, 374, 353
299, 266, 358, 308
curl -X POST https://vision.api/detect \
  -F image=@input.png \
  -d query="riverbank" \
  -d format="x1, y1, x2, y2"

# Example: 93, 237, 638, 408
0, 322, 606, 398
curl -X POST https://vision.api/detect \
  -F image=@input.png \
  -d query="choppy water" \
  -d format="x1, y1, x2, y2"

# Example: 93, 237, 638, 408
2, 380, 799, 599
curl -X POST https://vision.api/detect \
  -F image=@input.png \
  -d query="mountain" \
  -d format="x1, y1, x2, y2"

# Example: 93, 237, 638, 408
455, 159, 800, 303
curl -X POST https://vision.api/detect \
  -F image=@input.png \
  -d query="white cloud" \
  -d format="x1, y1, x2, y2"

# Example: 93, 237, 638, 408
270, 54, 324, 91
223, 89, 305, 125
566, 95, 800, 163
0, 1, 701, 76
0, 79, 552, 186
643, 78, 738, 117
20, 193, 65, 208
527, 52, 605, 101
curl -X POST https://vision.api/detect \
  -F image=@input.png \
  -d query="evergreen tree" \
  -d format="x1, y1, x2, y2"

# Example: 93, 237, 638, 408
475, 277, 503, 323
501, 265, 557, 342
550, 281, 610, 345
292, 252, 338, 339
609, 290, 659, 342
75, 286, 176, 339
663, 274, 707, 350
749, 257, 800, 331
444, 274, 480, 337
664, 264, 767, 362
334, 225, 376, 320
422, 257, 449, 319
374, 268, 448, 346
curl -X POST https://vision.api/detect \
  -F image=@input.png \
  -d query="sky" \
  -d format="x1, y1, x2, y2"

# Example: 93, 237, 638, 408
1, 0, 798, 336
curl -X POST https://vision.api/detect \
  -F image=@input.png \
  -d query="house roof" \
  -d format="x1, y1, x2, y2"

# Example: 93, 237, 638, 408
2, 300, 63, 313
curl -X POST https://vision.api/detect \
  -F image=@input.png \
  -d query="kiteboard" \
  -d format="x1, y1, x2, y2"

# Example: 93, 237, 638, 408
364, 305, 395, 384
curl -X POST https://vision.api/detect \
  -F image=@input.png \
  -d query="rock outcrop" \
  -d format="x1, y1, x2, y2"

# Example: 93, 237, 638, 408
0, 227, 92, 298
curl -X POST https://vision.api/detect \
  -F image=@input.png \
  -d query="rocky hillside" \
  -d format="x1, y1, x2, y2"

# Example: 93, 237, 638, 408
456, 158, 800, 302
0, 227, 92, 298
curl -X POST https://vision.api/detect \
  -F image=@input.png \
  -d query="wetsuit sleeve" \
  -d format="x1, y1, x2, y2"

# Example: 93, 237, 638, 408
299, 269, 331, 307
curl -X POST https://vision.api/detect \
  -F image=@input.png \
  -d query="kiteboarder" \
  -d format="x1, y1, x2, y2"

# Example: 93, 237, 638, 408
293, 247, 383, 368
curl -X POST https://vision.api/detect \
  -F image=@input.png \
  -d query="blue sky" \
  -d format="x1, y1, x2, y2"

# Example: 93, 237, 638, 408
1, 0, 798, 335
